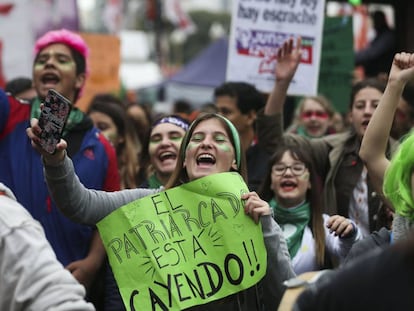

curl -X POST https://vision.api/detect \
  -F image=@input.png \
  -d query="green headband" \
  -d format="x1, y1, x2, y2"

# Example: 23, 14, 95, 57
217, 114, 241, 169
182, 114, 241, 169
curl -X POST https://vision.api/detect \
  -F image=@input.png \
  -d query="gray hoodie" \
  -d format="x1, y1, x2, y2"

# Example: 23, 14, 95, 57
0, 182, 95, 311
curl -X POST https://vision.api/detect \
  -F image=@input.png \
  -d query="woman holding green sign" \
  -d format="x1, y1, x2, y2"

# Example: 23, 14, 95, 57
27, 112, 295, 310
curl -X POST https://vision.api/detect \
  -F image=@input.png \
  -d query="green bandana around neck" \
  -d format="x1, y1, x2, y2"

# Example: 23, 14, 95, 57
269, 198, 311, 258
148, 173, 163, 189
296, 125, 311, 138
30, 97, 85, 137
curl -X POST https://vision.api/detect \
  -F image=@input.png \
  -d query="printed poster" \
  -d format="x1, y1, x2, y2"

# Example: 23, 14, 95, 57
97, 172, 267, 311
226, 0, 326, 96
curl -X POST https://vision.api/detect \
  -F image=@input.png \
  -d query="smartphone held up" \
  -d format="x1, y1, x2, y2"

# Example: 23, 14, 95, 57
38, 89, 72, 154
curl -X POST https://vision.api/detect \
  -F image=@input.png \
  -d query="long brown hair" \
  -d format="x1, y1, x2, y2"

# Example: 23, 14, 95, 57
88, 93, 143, 189
165, 113, 247, 189
258, 138, 326, 266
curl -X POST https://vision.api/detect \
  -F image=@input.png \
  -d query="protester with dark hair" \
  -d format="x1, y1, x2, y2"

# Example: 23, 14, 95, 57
336, 54, 414, 266
0, 29, 120, 309
126, 101, 152, 147
5, 76, 36, 101
27, 112, 295, 310
359, 52, 414, 243
286, 49, 414, 311
214, 81, 270, 191
88, 93, 144, 189
142, 114, 190, 188
103, 113, 190, 310
259, 140, 361, 274
355, 10, 396, 79
257, 37, 398, 240
172, 98, 194, 121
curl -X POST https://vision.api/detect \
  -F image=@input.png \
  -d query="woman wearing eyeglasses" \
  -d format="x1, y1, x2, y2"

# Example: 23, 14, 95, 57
258, 37, 399, 243
287, 95, 340, 138
259, 140, 361, 274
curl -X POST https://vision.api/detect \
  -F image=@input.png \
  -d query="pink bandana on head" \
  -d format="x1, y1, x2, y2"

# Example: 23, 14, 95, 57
34, 29, 90, 76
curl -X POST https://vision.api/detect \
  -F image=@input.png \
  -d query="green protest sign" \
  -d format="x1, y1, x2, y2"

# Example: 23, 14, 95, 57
97, 172, 267, 310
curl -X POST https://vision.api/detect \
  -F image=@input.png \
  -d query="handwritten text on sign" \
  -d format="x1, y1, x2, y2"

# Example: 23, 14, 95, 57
97, 172, 267, 310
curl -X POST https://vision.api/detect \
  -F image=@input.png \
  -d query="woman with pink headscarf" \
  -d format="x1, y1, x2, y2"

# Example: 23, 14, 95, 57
0, 29, 121, 308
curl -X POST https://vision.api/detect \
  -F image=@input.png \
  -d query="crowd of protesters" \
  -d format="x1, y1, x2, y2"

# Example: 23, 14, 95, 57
2, 9, 414, 310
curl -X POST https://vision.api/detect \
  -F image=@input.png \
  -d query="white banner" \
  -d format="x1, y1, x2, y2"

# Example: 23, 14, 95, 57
0, 0, 34, 83
0, 0, 79, 84
226, 0, 326, 96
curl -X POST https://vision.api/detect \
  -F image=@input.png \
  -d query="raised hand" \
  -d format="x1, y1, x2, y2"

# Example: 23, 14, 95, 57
26, 118, 67, 165
275, 36, 303, 84
326, 215, 355, 238
242, 191, 272, 224
265, 36, 303, 115
389, 52, 414, 84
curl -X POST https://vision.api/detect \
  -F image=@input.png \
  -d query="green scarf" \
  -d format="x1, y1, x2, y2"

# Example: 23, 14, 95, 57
269, 198, 311, 258
147, 173, 163, 189
30, 97, 85, 137
296, 125, 315, 138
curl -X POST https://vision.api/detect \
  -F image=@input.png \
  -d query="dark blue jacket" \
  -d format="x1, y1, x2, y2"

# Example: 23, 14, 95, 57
0, 89, 120, 266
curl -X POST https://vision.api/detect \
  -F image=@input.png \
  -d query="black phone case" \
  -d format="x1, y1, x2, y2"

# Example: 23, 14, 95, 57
38, 89, 72, 154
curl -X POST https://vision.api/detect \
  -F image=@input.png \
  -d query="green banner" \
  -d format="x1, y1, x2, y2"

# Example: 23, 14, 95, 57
318, 16, 355, 113
97, 172, 267, 310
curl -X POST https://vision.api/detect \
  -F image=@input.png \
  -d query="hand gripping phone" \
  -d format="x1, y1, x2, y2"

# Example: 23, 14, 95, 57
38, 89, 72, 154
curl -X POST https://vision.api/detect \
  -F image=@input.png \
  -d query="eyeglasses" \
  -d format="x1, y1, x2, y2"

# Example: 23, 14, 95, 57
272, 163, 306, 176
301, 110, 329, 119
